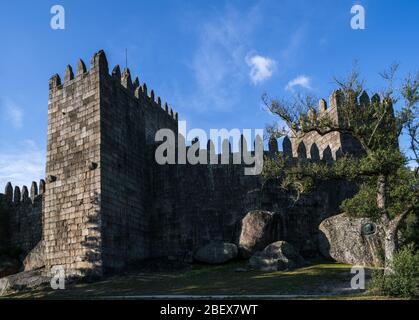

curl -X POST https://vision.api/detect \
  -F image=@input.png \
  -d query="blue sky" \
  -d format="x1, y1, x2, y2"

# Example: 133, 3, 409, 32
0, 0, 418, 188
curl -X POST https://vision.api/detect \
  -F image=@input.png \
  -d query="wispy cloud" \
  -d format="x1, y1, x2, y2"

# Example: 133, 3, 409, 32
0, 140, 45, 190
285, 75, 312, 91
186, 5, 261, 112
246, 54, 276, 85
172, 4, 307, 114
280, 25, 306, 62
1, 98, 24, 129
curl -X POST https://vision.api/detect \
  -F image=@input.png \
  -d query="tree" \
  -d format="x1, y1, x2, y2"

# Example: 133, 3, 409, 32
262, 66, 419, 274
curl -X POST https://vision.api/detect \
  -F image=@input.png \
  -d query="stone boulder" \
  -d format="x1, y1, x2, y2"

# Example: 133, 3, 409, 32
237, 210, 281, 258
23, 241, 45, 271
249, 241, 306, 271
319, 213, 384, 267
0, 269, 49, 296
194, 241, 238, 264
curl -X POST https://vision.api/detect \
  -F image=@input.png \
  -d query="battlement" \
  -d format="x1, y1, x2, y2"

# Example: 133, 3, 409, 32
2, 180, 45, 204
0, 181, 44, 255
170, 133, 339, 165
287, 89, 376, 160
49, 50, 178, 126
299, 89, 382, 128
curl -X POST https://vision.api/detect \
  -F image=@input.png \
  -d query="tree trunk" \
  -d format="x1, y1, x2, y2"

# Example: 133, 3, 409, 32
383, 222, 398, 275
376, 174, 396, 274
377, 174, 387, 212
382, 211, 409, 275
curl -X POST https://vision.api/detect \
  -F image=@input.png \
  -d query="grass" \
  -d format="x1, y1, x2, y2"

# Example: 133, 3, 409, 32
3, 260, 392, 300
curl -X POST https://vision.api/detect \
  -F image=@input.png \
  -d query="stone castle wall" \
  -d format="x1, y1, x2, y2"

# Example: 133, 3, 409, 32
0, 50, 362, 277
43, 53, 104, 276
288, 90, 363, 161
147, 139, 358, 261
0, 181, 43, 257
42, 50, 180, 276
99, 61, 177, 273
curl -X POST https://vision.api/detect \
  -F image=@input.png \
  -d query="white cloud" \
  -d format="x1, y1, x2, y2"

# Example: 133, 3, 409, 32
285, 75, 312, 91
0, 140, 45, 191
1, 98, 24, 129
246, 55, 276, 85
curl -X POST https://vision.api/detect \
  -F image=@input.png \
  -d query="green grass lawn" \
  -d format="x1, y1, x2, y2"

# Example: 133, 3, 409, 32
3, 260, 391, 300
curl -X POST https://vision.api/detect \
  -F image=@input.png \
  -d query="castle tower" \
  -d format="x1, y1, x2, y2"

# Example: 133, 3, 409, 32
43, 50, 178, 277
289, 90, 363, 161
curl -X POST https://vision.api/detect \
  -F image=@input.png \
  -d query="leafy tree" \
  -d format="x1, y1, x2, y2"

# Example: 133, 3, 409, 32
262, 66, 419, 274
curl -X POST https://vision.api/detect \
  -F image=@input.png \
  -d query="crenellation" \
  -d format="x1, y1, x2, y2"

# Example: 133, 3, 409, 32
112, 65, 121, 80
133, 76, 140, 90
5, 182, 13, 203
77, 59, 87, 76
307, 107, 317, 123
49, 74, 62, 92
287, 87, 375, 161
121, 67, 133, 90
371, 93, 381, 104
14, 186, 21, 204
90, 50, 109, 74
269, 137, 278, 154
64, 65, 74, 83
134, 86, 141, 99
329, 89, 343, 110
318, 98, 327, 114
282, 136, 292, 157
31, 181, 38, 200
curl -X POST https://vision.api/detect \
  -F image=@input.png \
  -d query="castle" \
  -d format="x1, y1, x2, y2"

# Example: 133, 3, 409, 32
0, 50, 366, 278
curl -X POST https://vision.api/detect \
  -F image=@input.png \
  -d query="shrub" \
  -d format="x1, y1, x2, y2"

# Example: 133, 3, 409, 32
370, 244, 419, 298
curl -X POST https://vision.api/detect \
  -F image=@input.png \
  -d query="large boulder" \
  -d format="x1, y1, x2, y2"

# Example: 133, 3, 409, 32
194, 241, 238, 264
319, 213, 384, 267
23, 241, 45, 271
0, 269, 49, 296
237, 210, 282, 258
249, 241, 306, 271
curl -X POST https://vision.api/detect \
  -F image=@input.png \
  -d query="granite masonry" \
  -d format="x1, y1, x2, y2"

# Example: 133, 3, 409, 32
0, 50, 364, 278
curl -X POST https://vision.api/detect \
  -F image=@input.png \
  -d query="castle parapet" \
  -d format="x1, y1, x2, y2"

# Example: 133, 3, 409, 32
286, 89, 383, 161
3, 181, 45, 204
0, 181, 43, 256
49, 50, 179, 133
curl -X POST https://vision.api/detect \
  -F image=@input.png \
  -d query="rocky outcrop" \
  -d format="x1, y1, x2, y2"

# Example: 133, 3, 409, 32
319, 213, 384, 267
0, 269, 49, 296
23, 241, 45, 271
237, 210, 282, 258
249, 241, 306, 271
194, 241, 238, 264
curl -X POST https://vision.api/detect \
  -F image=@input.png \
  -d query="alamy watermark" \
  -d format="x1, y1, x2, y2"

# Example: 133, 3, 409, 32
50, 5, 65, 30
155, 121, 264, 176
50, 265, 66, 290
351, 4, 365, 30
350, 266, 365, 290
